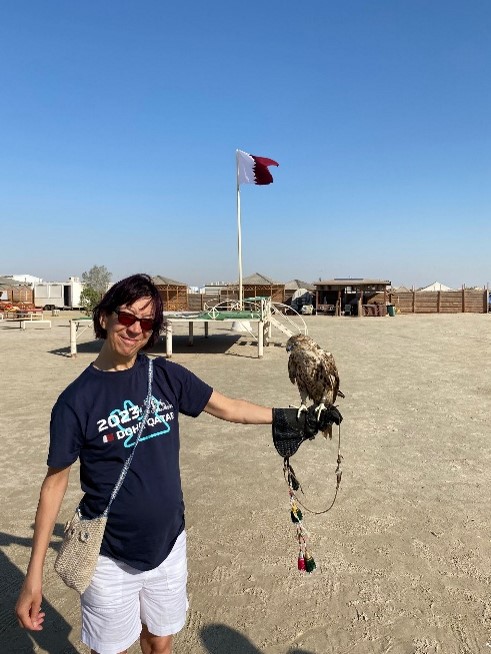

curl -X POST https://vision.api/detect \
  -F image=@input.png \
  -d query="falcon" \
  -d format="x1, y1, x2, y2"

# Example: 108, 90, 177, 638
286, 334, 344, 438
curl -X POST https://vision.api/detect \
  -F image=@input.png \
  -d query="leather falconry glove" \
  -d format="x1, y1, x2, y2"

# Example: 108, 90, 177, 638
272, 405, 343, 459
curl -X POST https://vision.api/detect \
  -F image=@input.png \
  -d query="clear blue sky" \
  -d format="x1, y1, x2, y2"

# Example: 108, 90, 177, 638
1, 1, 490, 288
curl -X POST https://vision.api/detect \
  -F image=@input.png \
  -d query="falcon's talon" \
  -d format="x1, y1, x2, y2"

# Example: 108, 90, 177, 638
295, 404, 308, 420
314, 403, 327, 421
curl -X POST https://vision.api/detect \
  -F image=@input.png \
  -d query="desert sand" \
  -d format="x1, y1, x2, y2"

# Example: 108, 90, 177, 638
1, 311, 491, 654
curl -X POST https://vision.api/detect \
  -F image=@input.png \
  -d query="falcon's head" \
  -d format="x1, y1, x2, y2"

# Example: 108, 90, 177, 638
286, 334, 311, 352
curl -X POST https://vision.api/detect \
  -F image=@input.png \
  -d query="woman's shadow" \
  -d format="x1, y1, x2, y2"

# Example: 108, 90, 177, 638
0, 525, 79, 654
201, 623, 314, 654
2, 528, 316, 654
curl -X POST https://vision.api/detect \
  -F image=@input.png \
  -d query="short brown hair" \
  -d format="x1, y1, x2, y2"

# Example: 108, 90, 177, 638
93, 274, 164, 349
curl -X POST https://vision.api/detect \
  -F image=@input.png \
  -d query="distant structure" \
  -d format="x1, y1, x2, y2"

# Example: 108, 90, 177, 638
201, 281, 230, 296
284, 279, 315, 312
1, 273, 43, 286
418, 281, 455, 292
33, 277, 83, 310
0, 276, 34, 305
152, 275, 189, 312
314, 278, 391, 316
231, 272, 285, 303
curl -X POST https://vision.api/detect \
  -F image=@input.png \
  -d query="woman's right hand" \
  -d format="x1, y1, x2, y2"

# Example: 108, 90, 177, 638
15, 577, 46, 631
15, 466, 71, 631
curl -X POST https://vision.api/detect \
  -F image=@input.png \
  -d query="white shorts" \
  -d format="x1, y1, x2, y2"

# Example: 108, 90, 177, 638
81, 530, 188, 654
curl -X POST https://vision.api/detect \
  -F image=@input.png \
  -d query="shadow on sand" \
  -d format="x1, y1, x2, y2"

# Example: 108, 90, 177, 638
3, 531, 316, 653
0, 524, 79, 653
49, 332, 257, 358
200, 623, 315, 654
151, 333, 248, 357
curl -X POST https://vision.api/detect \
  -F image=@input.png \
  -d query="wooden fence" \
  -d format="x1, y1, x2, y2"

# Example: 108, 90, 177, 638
187, 293, 221, 311
185, 288, 488, 315
370, 289, 488, 314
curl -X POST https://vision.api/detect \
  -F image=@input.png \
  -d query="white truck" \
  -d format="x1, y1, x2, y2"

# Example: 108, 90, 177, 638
34, 277, 83, 310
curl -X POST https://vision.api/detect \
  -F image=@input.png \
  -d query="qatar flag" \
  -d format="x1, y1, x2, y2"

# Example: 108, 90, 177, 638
237, 149, 279, 185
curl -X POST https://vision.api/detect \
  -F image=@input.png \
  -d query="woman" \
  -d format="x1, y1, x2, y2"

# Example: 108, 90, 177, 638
15, 273, 317, 654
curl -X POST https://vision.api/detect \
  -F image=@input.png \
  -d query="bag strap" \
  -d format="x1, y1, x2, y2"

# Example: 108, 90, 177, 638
102, 357, 153, 518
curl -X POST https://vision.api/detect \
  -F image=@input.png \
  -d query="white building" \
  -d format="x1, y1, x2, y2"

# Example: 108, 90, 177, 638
4, 274, 43, 286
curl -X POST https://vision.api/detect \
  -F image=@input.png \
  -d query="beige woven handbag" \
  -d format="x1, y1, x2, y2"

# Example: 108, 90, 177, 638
54, 358, 153, 594
54, 510, 108, 594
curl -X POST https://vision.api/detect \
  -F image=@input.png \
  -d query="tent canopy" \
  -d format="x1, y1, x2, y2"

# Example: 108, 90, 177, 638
418, 281, 454, 292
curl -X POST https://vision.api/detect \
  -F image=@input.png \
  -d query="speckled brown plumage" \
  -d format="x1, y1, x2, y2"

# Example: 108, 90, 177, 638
286, 334, 343, 437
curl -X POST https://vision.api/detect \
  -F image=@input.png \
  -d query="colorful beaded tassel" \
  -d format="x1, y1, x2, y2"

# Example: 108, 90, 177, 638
304, 550, 316, 573
286, 462, 316, 574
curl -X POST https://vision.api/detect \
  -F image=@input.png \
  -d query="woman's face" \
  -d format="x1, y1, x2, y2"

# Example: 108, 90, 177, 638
101, 296, 156, 361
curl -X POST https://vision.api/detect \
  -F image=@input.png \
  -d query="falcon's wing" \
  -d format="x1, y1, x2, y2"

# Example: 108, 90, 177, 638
289, 344, 324, 400
287, 351, 298, 385
318, 350, 340, 402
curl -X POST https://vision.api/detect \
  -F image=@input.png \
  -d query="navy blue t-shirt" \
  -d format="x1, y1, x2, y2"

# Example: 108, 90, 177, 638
48, 354, 213, 571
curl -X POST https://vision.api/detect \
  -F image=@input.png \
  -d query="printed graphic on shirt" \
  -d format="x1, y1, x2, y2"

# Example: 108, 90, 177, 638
97, 395, 174, 447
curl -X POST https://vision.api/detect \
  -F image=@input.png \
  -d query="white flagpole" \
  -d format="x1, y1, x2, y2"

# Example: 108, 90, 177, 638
236, 150, 243, 309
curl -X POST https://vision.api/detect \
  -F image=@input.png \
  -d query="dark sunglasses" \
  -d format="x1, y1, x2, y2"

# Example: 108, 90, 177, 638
114, 309, 156, 331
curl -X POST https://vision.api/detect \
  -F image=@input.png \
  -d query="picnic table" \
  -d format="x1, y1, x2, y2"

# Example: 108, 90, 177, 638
6, 311, 52, 329
163, 311, 265, 358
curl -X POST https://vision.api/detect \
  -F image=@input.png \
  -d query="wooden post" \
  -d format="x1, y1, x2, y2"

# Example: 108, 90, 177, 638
358, 291, 363, 318
462, 285, 465, 313
188, 321, 194, 346
165, 321, 173, 357
70, 320, 77, 357
437, 291, 441, 313
412, 287, 416, 313
258, 320, 264, 358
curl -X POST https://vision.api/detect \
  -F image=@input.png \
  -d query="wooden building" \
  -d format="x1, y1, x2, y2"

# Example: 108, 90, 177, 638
0, 277, 34, 307
315, 278, 391, 316
227, 272, 285, 303
152, 275, 189, 312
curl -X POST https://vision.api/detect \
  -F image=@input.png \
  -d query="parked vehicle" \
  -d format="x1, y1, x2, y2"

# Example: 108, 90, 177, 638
33, 277, 83, 310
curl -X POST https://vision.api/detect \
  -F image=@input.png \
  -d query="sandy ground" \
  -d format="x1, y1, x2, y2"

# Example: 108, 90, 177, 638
1, 311, 491, 654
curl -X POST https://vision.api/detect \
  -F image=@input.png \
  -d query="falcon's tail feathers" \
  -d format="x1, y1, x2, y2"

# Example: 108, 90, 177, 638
322, 424, 333, 440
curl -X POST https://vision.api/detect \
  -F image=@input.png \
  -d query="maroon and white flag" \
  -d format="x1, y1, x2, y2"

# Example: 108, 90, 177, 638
237, 149, 279, 185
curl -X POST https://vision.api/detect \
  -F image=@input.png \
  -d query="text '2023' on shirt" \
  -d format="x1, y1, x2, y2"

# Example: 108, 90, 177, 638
48, 354, 213, 571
